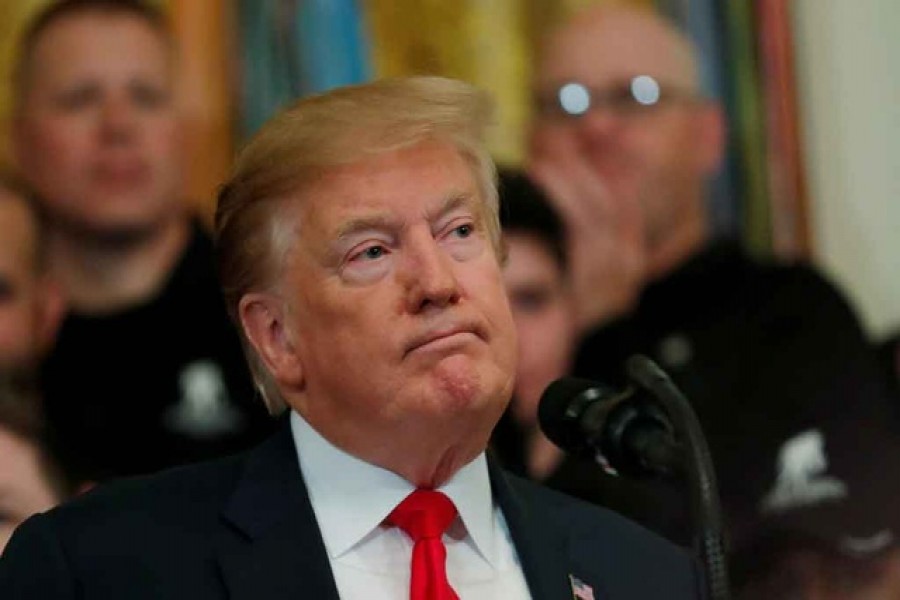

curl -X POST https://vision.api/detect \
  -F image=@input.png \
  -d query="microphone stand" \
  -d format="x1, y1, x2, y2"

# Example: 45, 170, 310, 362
625, 355, 731, 600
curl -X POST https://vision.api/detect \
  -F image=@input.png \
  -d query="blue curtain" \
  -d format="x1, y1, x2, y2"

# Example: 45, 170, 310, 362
236, 0, 372, 137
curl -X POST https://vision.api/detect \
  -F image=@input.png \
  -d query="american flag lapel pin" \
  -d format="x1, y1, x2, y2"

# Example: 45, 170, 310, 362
569, 574, 596, 600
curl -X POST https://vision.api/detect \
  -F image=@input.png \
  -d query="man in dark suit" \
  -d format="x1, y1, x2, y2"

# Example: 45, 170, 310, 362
1, 76, 702, 599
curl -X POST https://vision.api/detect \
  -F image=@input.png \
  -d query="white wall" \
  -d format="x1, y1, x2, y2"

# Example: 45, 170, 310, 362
791, 0, 900, 339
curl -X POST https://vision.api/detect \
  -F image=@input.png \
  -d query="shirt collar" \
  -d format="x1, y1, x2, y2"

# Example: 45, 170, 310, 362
289, 411, 497, 565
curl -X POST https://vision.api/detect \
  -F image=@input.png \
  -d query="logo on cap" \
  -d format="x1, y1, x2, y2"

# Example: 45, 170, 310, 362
761, 428, 848, 513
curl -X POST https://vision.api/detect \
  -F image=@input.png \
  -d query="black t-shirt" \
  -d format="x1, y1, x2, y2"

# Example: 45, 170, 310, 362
42, 222, 273, 484
494, 242, 899, 548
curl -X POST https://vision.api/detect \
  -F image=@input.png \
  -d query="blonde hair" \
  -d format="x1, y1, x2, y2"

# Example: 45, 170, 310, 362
215, 76, 500, 414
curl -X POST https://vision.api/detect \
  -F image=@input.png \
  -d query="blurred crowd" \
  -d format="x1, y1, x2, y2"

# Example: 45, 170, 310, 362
1, 1, 898, 598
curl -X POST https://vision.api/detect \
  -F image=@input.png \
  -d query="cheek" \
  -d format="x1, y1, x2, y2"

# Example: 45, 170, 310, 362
146, 116, 180, 158
518, 304, 573, 370
480, 274, 517, 347
37, 116, 91, 152
529, 123, 582, 163
635, 118, 696, 168
23, 121, 88, 179
298, 286, 397, 363
0, 302, 35, 347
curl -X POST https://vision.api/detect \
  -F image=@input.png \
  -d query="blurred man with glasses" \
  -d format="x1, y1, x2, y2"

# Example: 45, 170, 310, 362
529, 4, 723, 331
525, 2, 900, 589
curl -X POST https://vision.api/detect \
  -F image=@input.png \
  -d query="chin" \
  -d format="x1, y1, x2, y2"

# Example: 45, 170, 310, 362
428, 354, 492, 407
58, 205, 175, 245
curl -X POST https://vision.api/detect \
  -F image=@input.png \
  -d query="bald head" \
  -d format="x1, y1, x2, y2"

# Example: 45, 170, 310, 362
537, 3, 701, 95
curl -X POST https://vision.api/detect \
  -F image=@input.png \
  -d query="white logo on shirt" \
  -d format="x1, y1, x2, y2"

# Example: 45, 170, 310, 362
164, 360, 242, 438
840, 530, 895, 556
761, 429, 848, 513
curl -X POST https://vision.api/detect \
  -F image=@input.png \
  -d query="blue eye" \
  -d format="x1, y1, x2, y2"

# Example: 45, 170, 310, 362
454, 224, 473, 238
363, 246, 384, 259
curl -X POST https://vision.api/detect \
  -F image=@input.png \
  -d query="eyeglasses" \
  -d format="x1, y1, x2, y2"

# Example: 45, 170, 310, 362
534, 76, 699, 119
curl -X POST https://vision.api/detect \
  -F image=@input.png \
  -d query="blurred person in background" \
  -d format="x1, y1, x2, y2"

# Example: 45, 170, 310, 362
0, 372, 69, 554
730, 421, 900, 599
491, 169, 688, 540
10, 0, 270, 486
0, 171, 64, 375
0, 174, 71, 549
492, 169, 574, 482
527, 0, 898, 551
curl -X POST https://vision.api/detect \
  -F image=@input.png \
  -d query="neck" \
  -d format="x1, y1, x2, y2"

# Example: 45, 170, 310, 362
48, 216, 191, 315
409, 444, 477, 489
341, 417, 491, 489
384, 421, 492, 489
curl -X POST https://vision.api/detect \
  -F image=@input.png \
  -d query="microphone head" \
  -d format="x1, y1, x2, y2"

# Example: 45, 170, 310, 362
538, 377, 618, 455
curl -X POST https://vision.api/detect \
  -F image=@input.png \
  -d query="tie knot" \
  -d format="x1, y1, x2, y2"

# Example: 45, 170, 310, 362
388, 489, 458, 541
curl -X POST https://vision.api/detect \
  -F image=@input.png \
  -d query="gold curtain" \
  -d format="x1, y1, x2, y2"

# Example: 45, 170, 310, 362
168, 0, 235, 222
0, 0, 52, 170
364, 0, 650, 167
365, 0, 530, 166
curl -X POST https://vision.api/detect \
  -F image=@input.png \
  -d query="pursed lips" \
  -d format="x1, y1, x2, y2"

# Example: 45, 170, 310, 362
404, 322, 485, 356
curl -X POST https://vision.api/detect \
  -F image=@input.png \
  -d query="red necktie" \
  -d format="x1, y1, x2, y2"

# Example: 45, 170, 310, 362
387, 489, 460, 600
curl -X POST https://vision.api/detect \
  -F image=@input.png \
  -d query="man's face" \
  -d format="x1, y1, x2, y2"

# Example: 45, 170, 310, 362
503, 232, 575, 428
0, 192, 47, 371
274, 141, 517, 475
530, 10, 719, 245
14, 13, 181, 239
0, 426, 58, 554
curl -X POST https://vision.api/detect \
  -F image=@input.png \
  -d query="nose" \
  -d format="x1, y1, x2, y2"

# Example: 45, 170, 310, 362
577, 106, 619, 143
100, 96, 138, 144
401, 234, 461, 314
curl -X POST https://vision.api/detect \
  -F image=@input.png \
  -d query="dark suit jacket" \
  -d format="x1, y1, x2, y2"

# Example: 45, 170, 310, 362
1, 421, 703, 599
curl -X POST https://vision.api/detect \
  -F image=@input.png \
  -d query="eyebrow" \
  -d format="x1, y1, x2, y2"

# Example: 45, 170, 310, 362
334, 212, 397, 242
428, 192, 477, 225
334, 191, 476, 241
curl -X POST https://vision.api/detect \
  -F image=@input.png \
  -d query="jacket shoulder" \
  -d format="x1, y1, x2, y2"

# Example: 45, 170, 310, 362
0, 455, 247, 598
506, 473, 704, 598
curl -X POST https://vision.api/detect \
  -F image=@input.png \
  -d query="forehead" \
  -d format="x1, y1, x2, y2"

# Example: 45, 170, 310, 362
296, 141, 482, 235
504, 232, 564, 282
23, 12, 171, 88
537, 9, 697, 90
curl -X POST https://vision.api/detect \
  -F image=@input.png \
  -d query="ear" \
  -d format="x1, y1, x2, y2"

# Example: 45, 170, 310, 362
238, 292, 304, 389
36, 276, 65, 357
693, 101, 727, 176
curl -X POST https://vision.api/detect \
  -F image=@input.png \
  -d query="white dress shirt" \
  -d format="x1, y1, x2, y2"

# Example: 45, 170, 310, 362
290, 411, 533, 599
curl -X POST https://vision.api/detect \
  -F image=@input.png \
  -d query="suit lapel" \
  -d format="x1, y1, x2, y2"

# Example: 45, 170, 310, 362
488, 456, 577, 600
212, 424, 609, 599
213, 421, 341, 600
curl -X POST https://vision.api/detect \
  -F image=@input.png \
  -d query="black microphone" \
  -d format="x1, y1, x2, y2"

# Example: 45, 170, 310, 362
540, 358, 731, 600
538, 376, 683, 478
